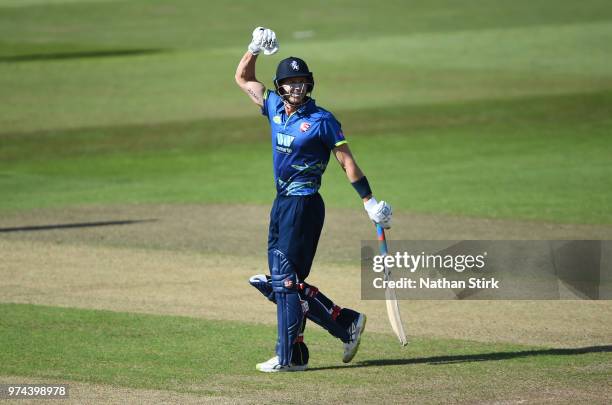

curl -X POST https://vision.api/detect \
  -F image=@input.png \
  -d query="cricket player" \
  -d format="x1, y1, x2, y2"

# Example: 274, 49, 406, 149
235, 27, 392, 372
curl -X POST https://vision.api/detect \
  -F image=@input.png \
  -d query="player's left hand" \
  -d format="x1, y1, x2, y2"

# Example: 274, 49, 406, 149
364, 198, 392, 229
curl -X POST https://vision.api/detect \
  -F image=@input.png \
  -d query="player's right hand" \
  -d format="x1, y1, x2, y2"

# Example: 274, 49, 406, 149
248, 27, 279, 55
364, 198, 392, 229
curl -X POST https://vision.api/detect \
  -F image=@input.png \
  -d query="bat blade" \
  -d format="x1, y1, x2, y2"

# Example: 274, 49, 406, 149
385, 279, 408, 346
377, 224, 408, 346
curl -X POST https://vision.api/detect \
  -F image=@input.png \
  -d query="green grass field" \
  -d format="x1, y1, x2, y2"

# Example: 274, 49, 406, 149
1, 0, 611, 403
1, 303, 609, 403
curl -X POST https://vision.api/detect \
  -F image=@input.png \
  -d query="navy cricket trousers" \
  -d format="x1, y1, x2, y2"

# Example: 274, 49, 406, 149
267, 193, 325, 281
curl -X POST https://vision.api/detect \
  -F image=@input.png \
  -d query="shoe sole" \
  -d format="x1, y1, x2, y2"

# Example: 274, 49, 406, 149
256, 363, 308, 373
343, 314, 367, 363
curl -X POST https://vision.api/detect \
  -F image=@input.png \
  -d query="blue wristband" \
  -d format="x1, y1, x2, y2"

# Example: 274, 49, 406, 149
351, 176, 372, 199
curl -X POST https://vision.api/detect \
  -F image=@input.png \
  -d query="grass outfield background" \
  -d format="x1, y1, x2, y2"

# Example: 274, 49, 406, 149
1, 0, 611, 403
1, 0, 611, 222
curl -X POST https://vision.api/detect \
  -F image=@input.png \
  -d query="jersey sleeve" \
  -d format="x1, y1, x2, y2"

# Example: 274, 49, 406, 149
261, 89, 279, 121
319, 114, 347, 150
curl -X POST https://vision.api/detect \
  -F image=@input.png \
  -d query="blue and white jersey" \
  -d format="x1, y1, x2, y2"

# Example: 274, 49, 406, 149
261, 90, 347, 196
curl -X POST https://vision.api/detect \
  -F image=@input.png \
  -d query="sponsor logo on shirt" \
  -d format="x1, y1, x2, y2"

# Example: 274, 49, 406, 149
276, 133, 295, 154
299, 122, 311, 132
273, 115, 282, 124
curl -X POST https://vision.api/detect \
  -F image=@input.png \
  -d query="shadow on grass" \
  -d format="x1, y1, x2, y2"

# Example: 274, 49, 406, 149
310, 345, 612, 371
0, 219, 157, 233
0, 49, 166, 63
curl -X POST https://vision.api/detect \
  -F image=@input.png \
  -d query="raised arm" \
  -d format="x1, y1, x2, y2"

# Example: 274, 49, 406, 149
235, 27, 278, 108
334, 143, 393, 228
235, 51, 266, 107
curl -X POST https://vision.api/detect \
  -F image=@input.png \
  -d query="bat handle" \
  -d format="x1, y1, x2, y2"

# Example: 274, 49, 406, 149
376, 223, 388, 255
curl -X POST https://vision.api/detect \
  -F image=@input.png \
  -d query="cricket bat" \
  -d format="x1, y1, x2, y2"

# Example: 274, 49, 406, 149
376, 223, 408, 346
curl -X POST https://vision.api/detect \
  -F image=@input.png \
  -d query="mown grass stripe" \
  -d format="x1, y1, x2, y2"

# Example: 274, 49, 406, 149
0, 303, 610, 400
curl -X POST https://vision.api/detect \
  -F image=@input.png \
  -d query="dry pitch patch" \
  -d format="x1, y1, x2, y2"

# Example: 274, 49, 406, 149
3, 238, 611, 347
1, 204, 611, 347
1, 203, 612, 262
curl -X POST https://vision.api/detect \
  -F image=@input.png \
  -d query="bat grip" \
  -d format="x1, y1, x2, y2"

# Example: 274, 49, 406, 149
376, 223, 388, 255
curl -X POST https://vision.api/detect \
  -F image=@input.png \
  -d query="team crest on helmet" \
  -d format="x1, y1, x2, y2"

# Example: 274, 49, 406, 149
291, 60, 300, 71
300, 122, 311, 132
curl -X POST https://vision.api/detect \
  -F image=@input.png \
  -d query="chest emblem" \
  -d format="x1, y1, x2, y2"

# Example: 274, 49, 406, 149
276, 133, 295, 154
273, 115, 282, 124
299, 122, 311, 132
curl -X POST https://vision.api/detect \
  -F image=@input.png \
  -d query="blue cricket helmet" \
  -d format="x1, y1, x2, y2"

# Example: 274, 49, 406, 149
273, 56, 315, 92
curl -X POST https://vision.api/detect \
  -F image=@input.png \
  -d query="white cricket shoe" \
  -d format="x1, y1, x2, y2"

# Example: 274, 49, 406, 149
342, 313, 367, 363
255, 356, 308, 373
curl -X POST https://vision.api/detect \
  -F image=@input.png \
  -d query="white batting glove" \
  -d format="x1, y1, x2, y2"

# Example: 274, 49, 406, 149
259, 28, 278, 55
364, 197, 392, 229
247, 27, 265, 55
248, 27, 279, 55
